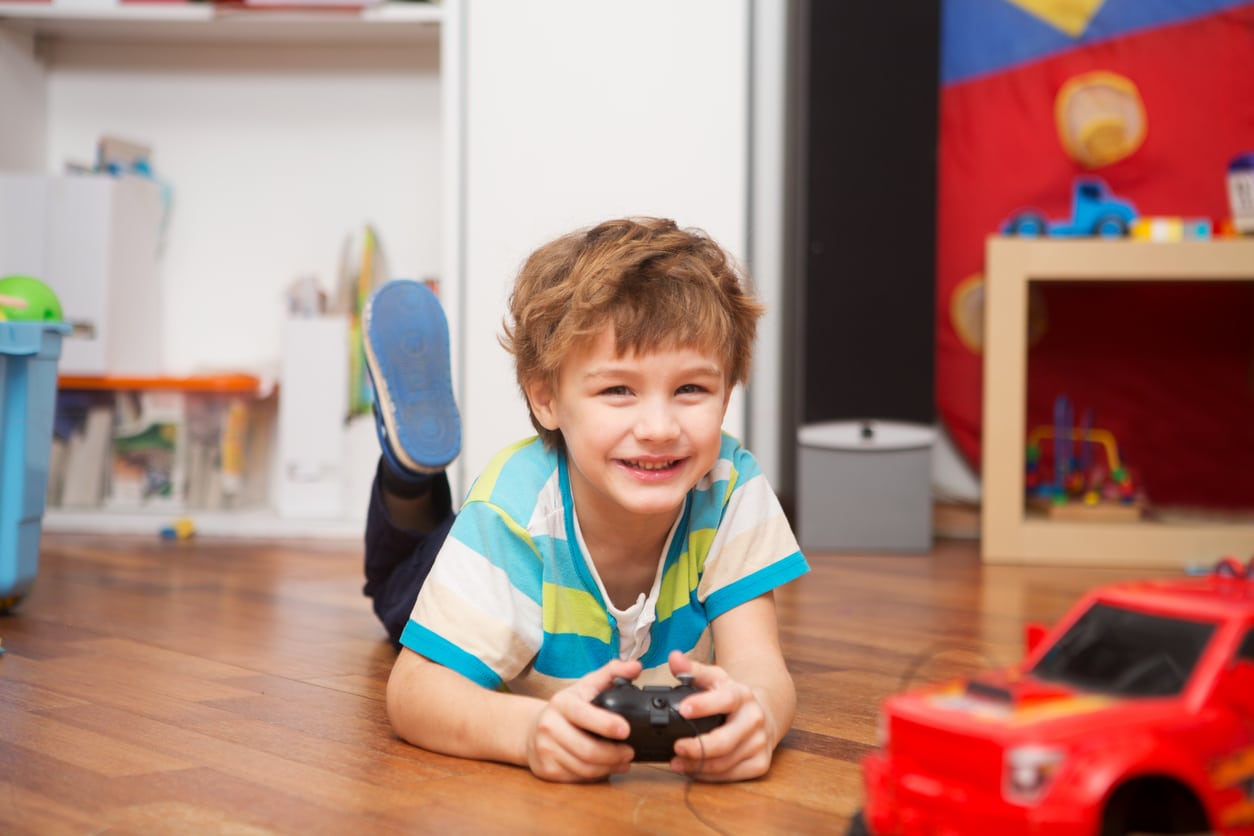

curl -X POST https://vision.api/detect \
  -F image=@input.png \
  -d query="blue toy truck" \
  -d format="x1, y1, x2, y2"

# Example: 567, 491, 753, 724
1002, 177, 1138, 237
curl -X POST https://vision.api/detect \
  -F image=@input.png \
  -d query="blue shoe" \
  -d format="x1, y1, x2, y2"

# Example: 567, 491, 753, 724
363, 280, 461, 476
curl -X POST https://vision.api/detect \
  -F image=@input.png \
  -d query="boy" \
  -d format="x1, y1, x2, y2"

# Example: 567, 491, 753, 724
363, 217, 809, 783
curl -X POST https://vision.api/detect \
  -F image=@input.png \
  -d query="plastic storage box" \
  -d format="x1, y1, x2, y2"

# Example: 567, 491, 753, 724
797, 419, 936, 553
1, 321, 71, 610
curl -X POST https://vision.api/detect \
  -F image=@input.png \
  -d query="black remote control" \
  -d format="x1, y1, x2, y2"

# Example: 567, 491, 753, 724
592, 674, 726, 761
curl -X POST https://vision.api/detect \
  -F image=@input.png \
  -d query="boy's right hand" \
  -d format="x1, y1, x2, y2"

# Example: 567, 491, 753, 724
525, 658, 642, 782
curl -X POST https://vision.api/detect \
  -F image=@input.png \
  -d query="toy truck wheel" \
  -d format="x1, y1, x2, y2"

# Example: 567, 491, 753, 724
845, 810, 871, 836
1093, 214, 1129, 237
1101, 777, 1210, 835
1006, 212, 1047, 236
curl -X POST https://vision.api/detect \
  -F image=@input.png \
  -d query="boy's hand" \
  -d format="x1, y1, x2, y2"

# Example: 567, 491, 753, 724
525, 657, 642, 782
666, 650, 778, 782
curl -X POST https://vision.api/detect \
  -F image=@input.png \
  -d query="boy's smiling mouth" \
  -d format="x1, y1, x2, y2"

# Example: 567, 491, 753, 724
619, 458, 683, 472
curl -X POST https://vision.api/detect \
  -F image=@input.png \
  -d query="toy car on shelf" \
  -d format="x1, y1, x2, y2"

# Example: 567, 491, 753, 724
1002, 176, 1138, 237
850, 557, 1254, 836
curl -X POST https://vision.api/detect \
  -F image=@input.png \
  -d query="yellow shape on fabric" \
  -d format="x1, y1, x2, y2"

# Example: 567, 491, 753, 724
1004, 0, 1106, 37
543, 583, 612, 642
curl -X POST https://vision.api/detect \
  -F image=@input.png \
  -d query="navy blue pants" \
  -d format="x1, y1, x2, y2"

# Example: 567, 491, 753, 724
362, 463, 456, 649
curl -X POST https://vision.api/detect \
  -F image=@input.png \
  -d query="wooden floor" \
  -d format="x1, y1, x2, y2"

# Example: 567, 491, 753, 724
0, 532, 1178, 835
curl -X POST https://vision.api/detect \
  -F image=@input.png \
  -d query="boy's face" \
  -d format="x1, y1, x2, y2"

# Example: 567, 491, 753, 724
526, 328, 731, 536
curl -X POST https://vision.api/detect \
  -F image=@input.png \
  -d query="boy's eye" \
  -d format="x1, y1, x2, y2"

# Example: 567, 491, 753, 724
600, 385, 631, 397
677, 383, 708, 395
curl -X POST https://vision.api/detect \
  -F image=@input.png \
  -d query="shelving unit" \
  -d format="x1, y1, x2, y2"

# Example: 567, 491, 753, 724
3, 0, 765, 540
981, 236, 1254, 568
1, 0, 460, 538
0, 2, 441, 44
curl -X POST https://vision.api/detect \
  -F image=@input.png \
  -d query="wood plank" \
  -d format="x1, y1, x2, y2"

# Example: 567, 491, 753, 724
0, 532, 1181, 833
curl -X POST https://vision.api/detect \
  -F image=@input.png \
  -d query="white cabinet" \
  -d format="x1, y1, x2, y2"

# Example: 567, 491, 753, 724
3, 0, 778, 537
1, 0, 461, 537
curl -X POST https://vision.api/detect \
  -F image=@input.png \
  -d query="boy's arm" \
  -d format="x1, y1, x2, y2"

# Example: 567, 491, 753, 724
387, 648, 540, 765
386, 646, 642, 781
709, 591, 796, 751
670, 591, 796, 780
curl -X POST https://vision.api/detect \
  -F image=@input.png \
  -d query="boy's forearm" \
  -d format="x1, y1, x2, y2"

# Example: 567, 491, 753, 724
725, 654, 797, 751
711, 593, 798, 751
387, 649, 543, 766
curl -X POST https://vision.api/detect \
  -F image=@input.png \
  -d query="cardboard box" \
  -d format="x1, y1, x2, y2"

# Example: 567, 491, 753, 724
277, 316, 350, 518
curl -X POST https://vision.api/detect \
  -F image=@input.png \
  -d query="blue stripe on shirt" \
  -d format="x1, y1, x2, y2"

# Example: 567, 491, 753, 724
704, 551, 810, 621
401, 620, 503, 690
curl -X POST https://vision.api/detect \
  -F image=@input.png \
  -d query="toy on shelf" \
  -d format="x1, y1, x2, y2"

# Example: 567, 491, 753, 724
1024, 395, 1144, 521
1228, 150, 1254, 234
848, 556, 1254, 836
1001, 176, 1138, 237
0, 275, 63, 322
1130, 216, 1212, 241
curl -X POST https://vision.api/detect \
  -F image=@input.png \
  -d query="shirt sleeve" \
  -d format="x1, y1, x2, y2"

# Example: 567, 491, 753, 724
401, 499, 545, 689
697, 446, 809, 620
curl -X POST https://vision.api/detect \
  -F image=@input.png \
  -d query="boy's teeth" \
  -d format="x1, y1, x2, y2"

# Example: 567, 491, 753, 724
631, 459, 675, 470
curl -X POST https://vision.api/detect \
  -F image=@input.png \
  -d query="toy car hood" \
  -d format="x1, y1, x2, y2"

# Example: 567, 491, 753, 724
885, 668, 1183, 741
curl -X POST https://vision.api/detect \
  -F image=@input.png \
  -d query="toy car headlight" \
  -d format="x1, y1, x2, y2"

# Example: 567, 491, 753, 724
1004, 745, 1065, 804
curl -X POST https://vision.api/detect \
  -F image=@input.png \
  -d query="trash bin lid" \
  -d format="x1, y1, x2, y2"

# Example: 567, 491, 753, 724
798, 420, 936, 452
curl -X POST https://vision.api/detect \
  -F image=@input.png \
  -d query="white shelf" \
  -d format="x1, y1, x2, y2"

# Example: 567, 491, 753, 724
0, 1, 441, 44
980, 237, 1254, 568
45, 507, 363, 539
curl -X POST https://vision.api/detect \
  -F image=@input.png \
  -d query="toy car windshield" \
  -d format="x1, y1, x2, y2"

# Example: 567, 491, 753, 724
1030, 602, 1216, 697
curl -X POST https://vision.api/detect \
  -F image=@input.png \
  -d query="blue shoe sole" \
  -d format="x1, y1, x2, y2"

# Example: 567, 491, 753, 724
363, 280, 461, 473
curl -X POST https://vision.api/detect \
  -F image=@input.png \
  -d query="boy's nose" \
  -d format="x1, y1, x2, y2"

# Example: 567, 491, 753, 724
635, 400, 680, 441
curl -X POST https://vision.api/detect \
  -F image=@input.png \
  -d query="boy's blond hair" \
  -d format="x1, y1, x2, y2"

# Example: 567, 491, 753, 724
501, 217, 765, 449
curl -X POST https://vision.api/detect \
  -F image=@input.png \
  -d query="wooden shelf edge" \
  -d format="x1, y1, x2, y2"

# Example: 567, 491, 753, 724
59, 373, 262, 394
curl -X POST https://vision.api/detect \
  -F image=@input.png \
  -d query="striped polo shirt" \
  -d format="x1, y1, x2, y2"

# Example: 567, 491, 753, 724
400, 433, 809, 698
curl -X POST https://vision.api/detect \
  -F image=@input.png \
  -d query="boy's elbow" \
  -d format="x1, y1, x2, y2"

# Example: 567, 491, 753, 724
386, 648, 427, 743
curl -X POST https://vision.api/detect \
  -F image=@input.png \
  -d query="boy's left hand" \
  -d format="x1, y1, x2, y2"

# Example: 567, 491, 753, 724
665, 650, 778, 781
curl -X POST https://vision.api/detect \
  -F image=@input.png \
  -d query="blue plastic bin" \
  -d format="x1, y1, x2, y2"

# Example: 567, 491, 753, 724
1, 321, 71, 611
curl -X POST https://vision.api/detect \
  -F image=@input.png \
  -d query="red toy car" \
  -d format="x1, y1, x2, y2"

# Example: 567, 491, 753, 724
851, 557, 1254, 835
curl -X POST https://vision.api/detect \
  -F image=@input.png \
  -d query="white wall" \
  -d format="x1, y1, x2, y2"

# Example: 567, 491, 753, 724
457, 0, 751, 489
0, 29, 47, 170
40, 40, 444, 377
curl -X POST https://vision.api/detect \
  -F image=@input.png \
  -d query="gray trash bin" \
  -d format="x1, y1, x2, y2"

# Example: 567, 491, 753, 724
797, 420, 936, 553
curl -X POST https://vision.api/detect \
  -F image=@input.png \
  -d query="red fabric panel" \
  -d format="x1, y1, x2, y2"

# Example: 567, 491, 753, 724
936, 5, 1254, 508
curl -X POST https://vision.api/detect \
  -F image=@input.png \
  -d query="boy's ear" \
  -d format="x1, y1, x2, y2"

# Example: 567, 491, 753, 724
525, 379, 560, 431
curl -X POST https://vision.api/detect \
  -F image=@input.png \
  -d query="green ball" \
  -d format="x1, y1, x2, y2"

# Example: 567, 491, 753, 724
0, 274, 63, 322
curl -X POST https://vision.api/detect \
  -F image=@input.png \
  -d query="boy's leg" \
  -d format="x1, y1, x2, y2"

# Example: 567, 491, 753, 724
360, 279, 461, 646
363, 279, 460, 481
364, 473, 454, 648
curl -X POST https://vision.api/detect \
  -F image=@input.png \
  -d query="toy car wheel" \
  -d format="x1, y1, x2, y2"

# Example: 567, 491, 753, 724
1006, 212, 1047, 236
1093, 214, 1129, 237
846, 810, 872, 836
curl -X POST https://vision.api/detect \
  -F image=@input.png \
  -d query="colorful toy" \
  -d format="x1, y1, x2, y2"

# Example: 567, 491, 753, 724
1024, 396, 1142, 519
1131, 216, 1212, 241
849, 556, 1254, 836
0, 275, 63, 322
159, 518, 196, 540
0, 295, 24, 321
1228, 151, 1254, 234
1001, 176, 1138, 238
